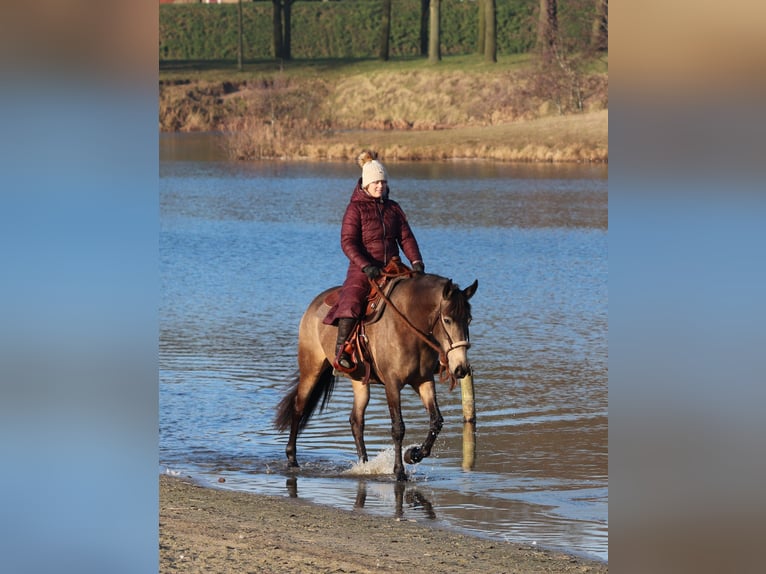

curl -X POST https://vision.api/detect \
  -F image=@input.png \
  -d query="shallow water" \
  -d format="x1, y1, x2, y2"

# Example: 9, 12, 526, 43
160, 133, 608, 561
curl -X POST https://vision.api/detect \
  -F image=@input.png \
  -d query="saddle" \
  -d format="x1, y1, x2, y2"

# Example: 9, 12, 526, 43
323, 257, 415, 382
323, 262, 407, 325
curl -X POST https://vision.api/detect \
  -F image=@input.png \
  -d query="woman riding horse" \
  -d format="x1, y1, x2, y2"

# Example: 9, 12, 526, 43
323, 151, 425, 371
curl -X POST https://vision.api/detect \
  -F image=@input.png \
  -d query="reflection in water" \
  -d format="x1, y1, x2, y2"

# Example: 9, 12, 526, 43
353, 480, 437, 520
286, 476, 298, 498
462, 422, 476, 471
160, 136, 607, 561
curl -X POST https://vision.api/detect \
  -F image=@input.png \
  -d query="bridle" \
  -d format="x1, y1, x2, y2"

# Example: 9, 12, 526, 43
369, 274, 470, 390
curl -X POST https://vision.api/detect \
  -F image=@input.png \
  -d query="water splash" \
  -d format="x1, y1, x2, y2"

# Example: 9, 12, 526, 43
343, 445, 421, 476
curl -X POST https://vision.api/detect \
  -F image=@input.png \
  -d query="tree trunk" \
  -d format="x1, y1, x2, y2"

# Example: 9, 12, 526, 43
428, 0, 441, 63
420, 0, 429, 57
477, 0, 485, 55
484, 0, 496, 63
237, 0, 243, 70
537, 0, 558, 60
380, 0, 392, 61
283, 0, 293, 61
272, 0, 283, 59
590, 0, 608, 52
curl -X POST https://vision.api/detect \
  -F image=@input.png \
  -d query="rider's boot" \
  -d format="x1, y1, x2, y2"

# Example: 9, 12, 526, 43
334, 317, 356, 371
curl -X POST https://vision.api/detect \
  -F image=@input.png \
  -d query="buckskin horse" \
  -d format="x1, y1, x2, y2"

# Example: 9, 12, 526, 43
274, 271, 478, 481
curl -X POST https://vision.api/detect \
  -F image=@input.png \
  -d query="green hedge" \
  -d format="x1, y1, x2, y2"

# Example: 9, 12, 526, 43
160, 0, 594, 61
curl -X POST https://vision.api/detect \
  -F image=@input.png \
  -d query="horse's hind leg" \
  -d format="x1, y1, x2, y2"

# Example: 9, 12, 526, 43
404, 380, 443, 464
285, 413, 301, 468
349, 379, 371, 463
282, 356, 333, 468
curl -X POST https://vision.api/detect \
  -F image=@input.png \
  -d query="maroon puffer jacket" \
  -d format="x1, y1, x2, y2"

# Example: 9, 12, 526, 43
340, 178, 423, 271
323, 179, 424, 325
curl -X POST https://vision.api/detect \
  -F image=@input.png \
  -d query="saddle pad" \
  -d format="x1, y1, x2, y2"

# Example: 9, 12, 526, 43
323, 287, 342, 309
319, 279, 404, 324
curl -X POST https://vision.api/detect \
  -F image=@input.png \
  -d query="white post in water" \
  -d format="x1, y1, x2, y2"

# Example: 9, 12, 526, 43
460, 372, 476, 423
460, 373, 476, 470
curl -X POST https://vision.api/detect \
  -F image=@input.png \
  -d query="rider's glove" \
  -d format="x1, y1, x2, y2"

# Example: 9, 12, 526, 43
363, 265, 382, 279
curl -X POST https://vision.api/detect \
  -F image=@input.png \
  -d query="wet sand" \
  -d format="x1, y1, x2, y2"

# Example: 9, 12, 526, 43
160, 475, 607, 573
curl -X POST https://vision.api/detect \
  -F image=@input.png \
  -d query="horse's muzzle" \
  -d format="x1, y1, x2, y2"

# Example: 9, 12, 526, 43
453, 364, 470, 379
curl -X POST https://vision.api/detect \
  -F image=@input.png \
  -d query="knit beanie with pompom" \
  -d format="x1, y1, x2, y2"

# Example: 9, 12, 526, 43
358, 150, 388, 188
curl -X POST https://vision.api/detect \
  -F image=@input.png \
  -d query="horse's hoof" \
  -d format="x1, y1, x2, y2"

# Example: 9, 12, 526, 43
287, 460, 299, 468
404, 446, 423, 464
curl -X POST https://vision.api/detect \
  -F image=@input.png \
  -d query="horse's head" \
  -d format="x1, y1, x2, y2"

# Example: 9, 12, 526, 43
435, 278, 478, 381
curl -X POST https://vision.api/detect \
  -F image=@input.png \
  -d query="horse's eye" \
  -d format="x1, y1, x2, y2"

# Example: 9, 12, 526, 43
444, 317, 452, 325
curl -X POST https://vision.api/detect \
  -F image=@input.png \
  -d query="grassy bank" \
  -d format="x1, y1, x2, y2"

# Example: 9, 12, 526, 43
160, 55, 608, 163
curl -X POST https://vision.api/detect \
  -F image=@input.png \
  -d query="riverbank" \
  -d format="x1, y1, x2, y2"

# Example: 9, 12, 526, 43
160, 475, 607, 573
159, 56, 608, 163
277, 109, 609, 163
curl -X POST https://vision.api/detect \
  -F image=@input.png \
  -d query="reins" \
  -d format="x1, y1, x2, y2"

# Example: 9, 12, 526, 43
369, 271, 468, 390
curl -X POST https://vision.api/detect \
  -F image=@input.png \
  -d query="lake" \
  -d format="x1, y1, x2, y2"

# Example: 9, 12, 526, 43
160, 133, 608, 561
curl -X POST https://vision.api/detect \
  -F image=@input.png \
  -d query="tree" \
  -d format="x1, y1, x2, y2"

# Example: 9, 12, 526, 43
537, 0, 558, 61
380, 0, 392, 61
590, 0, 608, 52
428, 0, 441, 63
483, 0, 496, 63
283, 0, 294, 59
477, 0, 485, 55
237, 0, 243, 71
272, 0, 283, 59
272, 0, 295, 61
420, 0, 429, 57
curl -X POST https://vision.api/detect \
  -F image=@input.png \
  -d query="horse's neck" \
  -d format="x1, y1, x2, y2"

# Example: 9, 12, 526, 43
393, 276, 442, 321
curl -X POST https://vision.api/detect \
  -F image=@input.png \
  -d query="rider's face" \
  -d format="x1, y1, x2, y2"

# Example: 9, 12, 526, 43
365, 180, 386, 198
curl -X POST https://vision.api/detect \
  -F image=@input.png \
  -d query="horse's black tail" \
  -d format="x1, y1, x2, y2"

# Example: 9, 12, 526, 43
274, 367, 336, 433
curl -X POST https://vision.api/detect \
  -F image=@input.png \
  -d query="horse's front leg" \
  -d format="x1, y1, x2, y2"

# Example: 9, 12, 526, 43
404, 380, 443, 465
349, 379, 371, 463
384, 384, 407, 481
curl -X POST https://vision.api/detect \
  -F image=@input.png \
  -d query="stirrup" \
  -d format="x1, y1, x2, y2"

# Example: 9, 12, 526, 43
333, 348, 355, 373
338, 353, 354, 370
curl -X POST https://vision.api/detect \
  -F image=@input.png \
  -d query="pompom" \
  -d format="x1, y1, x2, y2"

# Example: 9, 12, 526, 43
357, 150, 378, 169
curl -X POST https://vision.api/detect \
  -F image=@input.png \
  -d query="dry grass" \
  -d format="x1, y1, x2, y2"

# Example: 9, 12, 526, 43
160, 55, 608, 162
295, 110, 608, 163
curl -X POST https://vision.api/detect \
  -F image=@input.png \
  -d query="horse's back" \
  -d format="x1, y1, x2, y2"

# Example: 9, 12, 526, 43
301, 286, 339, 324
298, 286, 340, 362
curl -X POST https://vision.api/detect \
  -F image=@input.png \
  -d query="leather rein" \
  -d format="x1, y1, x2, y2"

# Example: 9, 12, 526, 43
369, 271, 470, 390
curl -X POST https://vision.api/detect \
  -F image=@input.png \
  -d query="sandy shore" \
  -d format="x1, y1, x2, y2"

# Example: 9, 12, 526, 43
160, 475, 607, 573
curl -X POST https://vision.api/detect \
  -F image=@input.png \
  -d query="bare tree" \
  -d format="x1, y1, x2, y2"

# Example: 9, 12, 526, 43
477, 0, 485, 55
537, 0, 558, 61
590, 0, 608, 52
237, 0, 243, 70
283, 0, 294, 60
272, 0, 283, 59
483, 0, 496, 62
420, 0, 429, 56
380, 0, 392, 61
272, 0, 295, 61
429, 0, 441, 63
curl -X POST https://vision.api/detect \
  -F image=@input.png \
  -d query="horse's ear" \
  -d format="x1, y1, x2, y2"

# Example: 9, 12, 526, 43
442, 279, 454, 299
463, 279, 478, 300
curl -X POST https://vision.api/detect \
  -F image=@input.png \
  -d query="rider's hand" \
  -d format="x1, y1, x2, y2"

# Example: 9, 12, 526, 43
363, 265, 382, 279
412, 262, 425, 274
